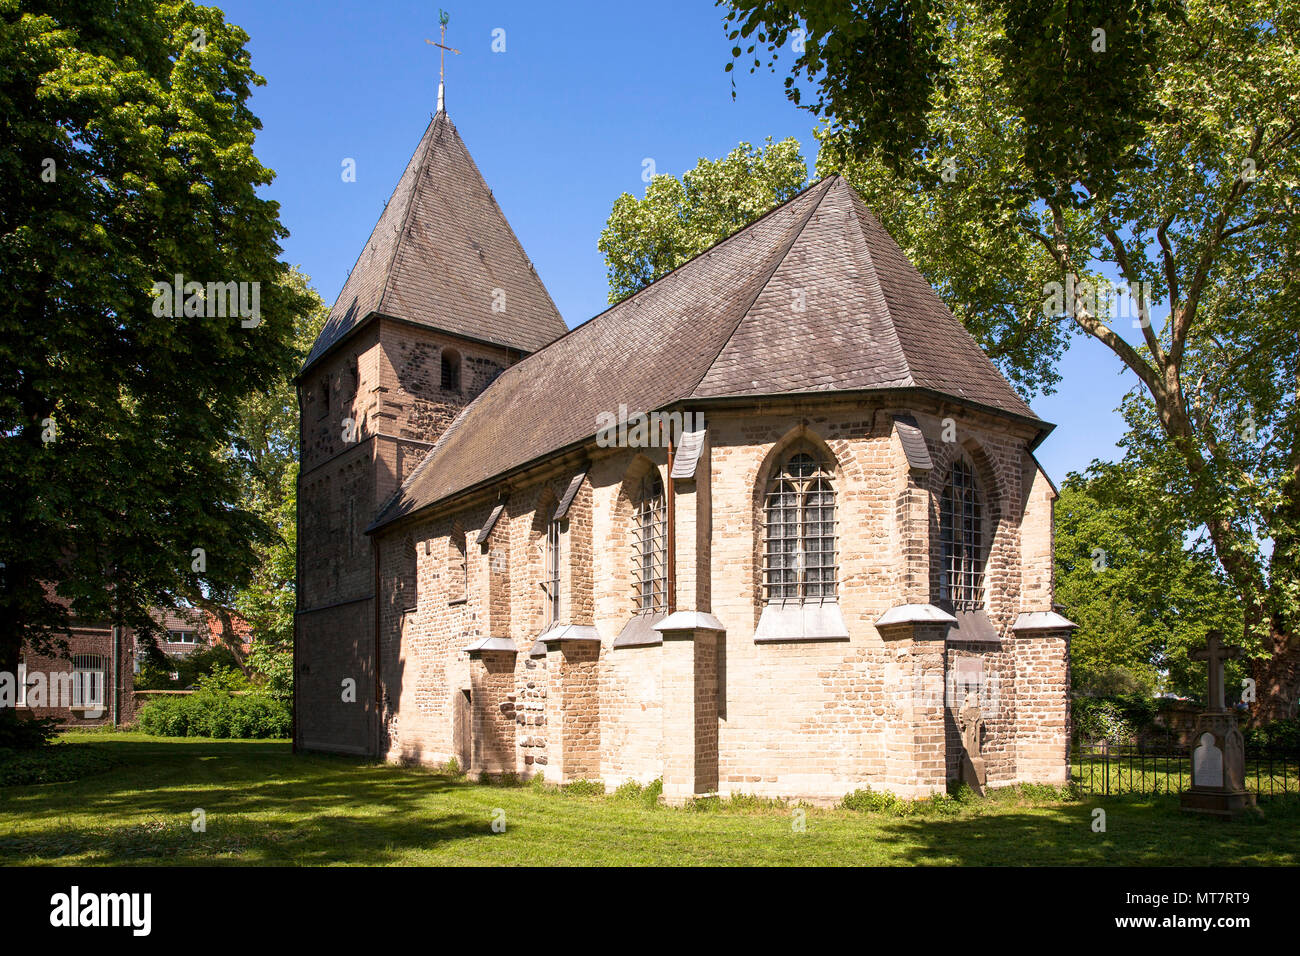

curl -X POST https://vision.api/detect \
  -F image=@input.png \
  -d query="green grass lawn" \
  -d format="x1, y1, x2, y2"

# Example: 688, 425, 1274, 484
0, 732, 1296, 866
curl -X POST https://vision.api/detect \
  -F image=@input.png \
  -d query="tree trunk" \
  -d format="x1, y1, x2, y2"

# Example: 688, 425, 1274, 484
1250, 623, 1300, 725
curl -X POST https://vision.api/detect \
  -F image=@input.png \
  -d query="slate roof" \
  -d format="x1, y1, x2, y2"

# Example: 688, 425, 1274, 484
303, 111, 567, 372
371, 175, 1045, 531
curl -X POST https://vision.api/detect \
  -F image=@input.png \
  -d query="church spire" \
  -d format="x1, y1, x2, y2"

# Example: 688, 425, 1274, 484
426, 9, 460, 114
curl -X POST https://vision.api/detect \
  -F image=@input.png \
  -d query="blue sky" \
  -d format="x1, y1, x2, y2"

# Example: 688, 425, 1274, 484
223, 0, 1138, 485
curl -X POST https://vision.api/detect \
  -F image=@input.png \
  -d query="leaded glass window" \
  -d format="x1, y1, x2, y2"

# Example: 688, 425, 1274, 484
939, 458, 985, 610
632, 473, 667, 612
763, 451, 836, 603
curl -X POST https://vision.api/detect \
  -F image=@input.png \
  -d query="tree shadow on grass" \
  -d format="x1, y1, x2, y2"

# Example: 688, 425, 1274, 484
875, 795, 1300, 866
0, 740, 504, 865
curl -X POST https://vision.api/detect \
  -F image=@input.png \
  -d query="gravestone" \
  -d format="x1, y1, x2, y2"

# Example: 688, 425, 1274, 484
1179, 630, 1256, 819
1191, 732, 1222, 787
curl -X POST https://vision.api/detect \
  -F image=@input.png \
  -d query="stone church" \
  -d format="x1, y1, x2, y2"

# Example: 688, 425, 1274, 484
296, 100, 1073, 804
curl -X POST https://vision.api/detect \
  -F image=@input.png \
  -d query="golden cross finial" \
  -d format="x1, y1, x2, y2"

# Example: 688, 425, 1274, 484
425, 9, 460, 112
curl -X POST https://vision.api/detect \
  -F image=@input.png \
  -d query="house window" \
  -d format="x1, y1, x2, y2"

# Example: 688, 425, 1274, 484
168, 630, 196, 644
938, 458, 986, 611
441, 349, 461, 392
763, 450, 836, 603
72, 654, 105, 708
17, 660, 26, 708
633, 473, 667, 612
319, 375, 330, 417
544, 519, 561, 628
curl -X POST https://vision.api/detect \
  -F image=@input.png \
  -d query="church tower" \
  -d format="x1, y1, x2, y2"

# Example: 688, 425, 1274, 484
295, 90, 566, 755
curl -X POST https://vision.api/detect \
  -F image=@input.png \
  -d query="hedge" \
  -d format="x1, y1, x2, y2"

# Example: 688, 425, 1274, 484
137, 691, 290, 739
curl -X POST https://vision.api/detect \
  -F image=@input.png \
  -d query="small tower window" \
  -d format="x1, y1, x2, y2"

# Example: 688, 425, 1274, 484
441, 349, 461, 393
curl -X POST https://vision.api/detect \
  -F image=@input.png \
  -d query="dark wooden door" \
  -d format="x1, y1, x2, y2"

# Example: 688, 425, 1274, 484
454, 689, 472, 770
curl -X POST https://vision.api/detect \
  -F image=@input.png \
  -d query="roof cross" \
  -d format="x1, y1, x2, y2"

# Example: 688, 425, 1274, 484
426, 9, 460, 114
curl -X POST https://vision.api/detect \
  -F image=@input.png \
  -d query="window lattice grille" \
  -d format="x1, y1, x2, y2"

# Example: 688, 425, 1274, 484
72, 654, 105, 708
632, 473, 667, 612
939, 458, 985, 611
763, 452, 836, 603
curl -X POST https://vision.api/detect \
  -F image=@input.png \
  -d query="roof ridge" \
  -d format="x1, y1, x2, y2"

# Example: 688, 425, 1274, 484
433, 174, 837, 404
844, 188, 1036, 417
838, 181, 915, 388
437, 115, 567, 335
376, 113, 443, 316
687, 177, 836, 399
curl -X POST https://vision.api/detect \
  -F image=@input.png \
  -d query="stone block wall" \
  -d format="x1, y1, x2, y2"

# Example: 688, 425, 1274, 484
362, 395, 1067, 803
1012, 629, 1071, 784
470, 649, 518, 775
297, 319, 522, 758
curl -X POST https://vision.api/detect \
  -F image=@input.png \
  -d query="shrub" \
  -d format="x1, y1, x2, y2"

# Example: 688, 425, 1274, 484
0, 744, 116, 786
1073, 693, 1158, 743
561, 779, 605, 797
0, 711, 58, 750
1245, 717, 1300, 750
840, 787, 967, 816
137, 689, 289, 739
840, 788, 905, 814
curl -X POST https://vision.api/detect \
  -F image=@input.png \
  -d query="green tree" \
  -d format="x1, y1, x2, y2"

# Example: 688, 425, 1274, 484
1055, 466, 1242, 699
196, 269, 323, 677
727, 0, 1300, 720
598, 138, 808, 302
236, 460, 299, 699
0, 3, 315, 681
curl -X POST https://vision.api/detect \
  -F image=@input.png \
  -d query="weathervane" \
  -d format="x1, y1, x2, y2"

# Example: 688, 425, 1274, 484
426, 8, 460, 114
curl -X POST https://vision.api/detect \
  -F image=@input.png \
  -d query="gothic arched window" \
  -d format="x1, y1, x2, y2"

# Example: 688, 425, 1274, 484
763, 451, 836, 603
632, 472, 667, 612
939, 458, 986, 611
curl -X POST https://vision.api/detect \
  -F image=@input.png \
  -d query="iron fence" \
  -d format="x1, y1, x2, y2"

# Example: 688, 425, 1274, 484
1072, 738, 1300, 799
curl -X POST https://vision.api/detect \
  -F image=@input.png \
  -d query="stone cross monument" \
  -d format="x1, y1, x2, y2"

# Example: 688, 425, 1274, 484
1179, 629, 1256, 818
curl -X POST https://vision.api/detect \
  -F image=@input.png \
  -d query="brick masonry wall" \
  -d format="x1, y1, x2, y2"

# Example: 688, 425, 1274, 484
470, 650, 517, 775
1013, 630, 1071, 783
18, 625, 136, 727
297, 318, 521, 757
362, 394, 1067, 802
